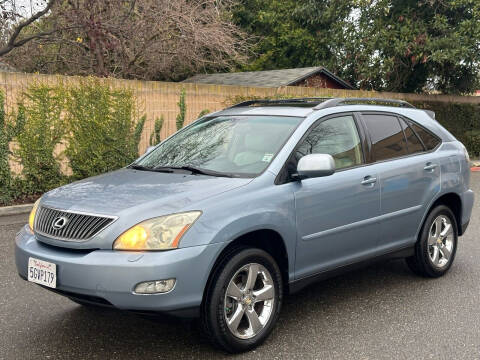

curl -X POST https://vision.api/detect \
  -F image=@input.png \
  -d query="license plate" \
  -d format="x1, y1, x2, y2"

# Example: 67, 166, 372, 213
28, 257, 57, 288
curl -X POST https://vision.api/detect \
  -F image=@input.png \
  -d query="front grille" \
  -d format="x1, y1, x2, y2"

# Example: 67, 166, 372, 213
34, 206, 116, 242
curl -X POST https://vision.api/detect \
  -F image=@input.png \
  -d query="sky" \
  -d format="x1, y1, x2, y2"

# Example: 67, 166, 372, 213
4, 0, 46, 18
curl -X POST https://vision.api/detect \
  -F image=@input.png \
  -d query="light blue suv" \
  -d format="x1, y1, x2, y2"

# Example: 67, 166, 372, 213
15, 98, 474, 352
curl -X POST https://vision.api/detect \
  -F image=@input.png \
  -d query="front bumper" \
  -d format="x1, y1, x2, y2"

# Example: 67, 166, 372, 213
15, 226, 223, 316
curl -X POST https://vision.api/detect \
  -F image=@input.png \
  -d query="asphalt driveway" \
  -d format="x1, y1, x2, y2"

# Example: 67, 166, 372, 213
1, 174, 480, 359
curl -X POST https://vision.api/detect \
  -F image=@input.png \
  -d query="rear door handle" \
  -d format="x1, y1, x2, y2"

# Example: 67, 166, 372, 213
424, 163, 438, 171
361, 176, 377, 185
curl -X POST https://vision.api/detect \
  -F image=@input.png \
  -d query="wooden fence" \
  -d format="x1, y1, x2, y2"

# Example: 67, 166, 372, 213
2, 71, 480, 172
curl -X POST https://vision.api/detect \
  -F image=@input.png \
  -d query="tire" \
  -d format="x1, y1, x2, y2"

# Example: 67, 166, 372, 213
406, 205, 458, 277
201, 247, 283, 353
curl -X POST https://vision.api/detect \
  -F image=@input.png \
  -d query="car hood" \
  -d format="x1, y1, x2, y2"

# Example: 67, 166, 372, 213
41, 168, 252, 216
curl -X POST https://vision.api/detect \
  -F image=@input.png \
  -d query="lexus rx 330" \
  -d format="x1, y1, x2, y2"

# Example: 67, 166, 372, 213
15, 98, 474, 353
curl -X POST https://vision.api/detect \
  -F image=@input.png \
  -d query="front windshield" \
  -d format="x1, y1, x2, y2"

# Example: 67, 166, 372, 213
135, 115, 302, 177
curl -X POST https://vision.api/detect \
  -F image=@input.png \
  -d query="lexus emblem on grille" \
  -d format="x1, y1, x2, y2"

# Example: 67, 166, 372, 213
52, 216, 68, 230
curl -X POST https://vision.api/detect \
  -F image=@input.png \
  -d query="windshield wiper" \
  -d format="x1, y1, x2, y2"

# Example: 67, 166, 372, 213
128, 164, 174, 173
155, 165, 234, 178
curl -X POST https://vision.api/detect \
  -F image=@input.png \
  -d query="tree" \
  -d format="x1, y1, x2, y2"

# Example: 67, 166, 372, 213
232, 0, 353, 72
4, 0, 250, 80
0, 0, 59, 56
233, 0, 480, 94
340, 0, 480, 94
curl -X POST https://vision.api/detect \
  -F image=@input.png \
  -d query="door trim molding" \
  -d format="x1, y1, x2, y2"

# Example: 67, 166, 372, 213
302, 204, 422, 241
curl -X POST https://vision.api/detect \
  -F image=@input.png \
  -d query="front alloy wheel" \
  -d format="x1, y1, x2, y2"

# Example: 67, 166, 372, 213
202, 248, 282, 353
224, 263, 275, 339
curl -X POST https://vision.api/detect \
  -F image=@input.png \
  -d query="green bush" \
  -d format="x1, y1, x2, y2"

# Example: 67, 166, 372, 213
197, 109, 210, 118
149, 116, 164, 146
176, 88, 186, 130
0, 91, 12, 205
463, 130, 480, 157
0, 93, 27, 205
65, 79, 145, 179
15, 84, 66, 193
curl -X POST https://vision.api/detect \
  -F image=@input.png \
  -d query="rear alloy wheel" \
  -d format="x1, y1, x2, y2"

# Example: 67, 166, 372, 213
202, 248, 282, 353
406, 205, 458, 277
426, 215, 454, 269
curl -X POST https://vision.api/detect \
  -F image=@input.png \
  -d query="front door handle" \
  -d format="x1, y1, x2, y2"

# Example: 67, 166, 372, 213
424, 162, 438, 171
361, 176, 377, 186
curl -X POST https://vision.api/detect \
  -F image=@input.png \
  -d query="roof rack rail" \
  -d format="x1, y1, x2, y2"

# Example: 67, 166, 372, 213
229, 97, 417, 111
313, 97, 416, 110
230, 97, 333, 108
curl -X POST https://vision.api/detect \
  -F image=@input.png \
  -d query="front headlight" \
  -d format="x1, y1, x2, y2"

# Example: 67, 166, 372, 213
29, 198, 41, 232
113, 211, 202, 250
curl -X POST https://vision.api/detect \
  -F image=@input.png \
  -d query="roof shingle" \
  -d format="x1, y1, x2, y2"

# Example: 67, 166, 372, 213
182, 66, 354, 89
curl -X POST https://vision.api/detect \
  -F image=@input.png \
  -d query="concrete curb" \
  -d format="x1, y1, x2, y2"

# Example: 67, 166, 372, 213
0, 203, 33, 217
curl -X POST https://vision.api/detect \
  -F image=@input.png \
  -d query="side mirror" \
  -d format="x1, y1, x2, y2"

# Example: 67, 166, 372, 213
144, 146, 155, 155
295, 154, 335, 180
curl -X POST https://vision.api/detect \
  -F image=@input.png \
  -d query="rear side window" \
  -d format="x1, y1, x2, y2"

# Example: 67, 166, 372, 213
399, 118, 424, 154
407, 121, 441, 151
362, 114, 408, 161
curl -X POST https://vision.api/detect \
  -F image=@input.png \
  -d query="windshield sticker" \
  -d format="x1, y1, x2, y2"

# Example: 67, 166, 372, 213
262, 153, 274, 162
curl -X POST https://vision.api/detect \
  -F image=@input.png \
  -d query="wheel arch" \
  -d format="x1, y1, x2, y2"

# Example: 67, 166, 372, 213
423, 192, 463, 236
202, 229, 290, 306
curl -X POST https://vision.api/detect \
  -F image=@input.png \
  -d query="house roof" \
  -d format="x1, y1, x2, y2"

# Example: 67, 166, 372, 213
182, 66, 355, 89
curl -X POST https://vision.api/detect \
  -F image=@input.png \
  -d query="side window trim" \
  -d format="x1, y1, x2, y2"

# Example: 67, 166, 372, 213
358, 111, 409, 163
358, 110, 442, 164
397, 116, 427, 152
407, 121, 427, 150
275, 112, 366, 185
353, 112, 371, 164
401, 115, 441, 152
354, 111, 374, 163
396, 116, 412, 154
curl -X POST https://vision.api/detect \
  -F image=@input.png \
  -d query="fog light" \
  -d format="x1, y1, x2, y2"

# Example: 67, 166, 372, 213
134, 279, 176, 294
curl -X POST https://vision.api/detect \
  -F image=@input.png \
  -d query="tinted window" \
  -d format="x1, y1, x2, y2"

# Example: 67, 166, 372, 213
295, 115, 363, 170
399, 118, 424, 154
407, 121, 440, 150
363, 114, 408, 161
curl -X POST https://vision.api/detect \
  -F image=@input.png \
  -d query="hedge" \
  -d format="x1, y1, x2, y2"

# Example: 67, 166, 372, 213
0, 79, 146, 205
412, 101, 480, 156
0, 81, 199, 206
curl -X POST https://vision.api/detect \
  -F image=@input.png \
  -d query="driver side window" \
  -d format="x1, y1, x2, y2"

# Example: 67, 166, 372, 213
295, 115, 364, 170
